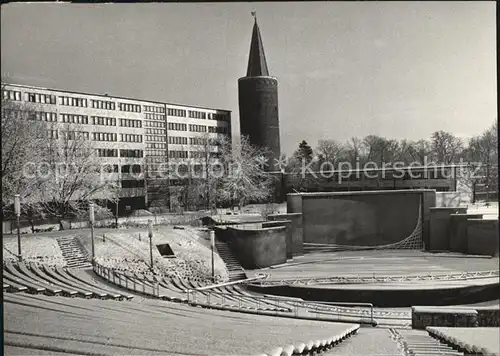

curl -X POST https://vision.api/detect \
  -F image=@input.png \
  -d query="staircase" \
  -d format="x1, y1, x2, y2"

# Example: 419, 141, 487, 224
214, 240, 247, 281
391, 329, 464, 355
56, 236, 92, 269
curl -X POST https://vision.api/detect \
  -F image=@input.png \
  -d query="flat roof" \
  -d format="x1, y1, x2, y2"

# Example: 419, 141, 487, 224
2, 82, 232, 113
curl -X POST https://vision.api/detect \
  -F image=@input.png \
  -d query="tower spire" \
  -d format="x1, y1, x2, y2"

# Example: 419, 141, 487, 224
246, 13, 269, 77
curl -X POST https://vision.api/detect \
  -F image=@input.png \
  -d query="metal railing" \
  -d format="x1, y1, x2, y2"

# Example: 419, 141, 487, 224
185, 288, 375, 324
254, 270, 500, 286
93, 262, 161, 297
93, 261, 383, 324
193, 274, 268, 292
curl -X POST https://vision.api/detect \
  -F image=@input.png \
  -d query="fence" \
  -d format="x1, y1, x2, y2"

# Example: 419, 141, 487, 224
93, 262, 160, 297
93, 261, 376, 324
185, 288, 375, 324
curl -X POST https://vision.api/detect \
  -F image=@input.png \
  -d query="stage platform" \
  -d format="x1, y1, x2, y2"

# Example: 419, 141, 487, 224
247, 250, 499, 307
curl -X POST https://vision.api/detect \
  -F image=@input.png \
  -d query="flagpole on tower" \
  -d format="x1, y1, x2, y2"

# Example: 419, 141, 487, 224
251, 11, 256, 22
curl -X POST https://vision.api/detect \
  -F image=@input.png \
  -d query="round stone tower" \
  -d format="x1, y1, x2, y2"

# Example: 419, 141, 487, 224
238, 16, 281, 171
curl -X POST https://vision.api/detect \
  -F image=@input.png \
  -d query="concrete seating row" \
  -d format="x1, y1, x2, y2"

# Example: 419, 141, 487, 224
3, 261, 133, 300
427, 327, 499, 356
254, 325, 360, 356
5, 292, 360, 356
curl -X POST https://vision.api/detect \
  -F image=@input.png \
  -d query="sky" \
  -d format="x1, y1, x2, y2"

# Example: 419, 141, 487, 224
1, 2, 497, 155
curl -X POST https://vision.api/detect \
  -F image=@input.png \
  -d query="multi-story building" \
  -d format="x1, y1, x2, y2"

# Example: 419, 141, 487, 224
1, 83, 231, 212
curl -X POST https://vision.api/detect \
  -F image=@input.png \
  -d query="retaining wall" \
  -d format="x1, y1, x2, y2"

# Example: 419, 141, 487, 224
216, 224, 287, 269
466, 219, 499, 256
428, 207, 467, 251
449, 214, 483, 253
267, 213, 304, 256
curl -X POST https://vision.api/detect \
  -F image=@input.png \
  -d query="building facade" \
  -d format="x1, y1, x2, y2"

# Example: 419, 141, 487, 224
1, 83, 231, 212
238, 17, 281, 171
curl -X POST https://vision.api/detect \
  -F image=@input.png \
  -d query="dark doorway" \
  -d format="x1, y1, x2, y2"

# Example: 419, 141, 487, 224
156, 243, 175, 258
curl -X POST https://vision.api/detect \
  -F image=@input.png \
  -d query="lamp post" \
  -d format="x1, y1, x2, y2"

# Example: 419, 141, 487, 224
89, 202, 95, 264
210, 230, 215, 283
14, 194, 22, 261
148, 219, 154, 272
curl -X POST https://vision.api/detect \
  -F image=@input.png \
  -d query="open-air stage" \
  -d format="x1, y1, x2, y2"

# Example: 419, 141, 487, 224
248, 249, 500, 307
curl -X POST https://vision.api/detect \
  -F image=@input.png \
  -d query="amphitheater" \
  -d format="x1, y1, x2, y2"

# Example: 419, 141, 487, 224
3, 191, 500, 356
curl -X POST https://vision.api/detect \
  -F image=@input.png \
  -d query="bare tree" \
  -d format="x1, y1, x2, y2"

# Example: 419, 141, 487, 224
345, 137, 366, 166
430, 131, 464, 164
37, 123, 119, 229
219, 135, 274, 210
316, 139, 346, 167
189, 132, 229, 210
463, 122, 498, 201
1, 90, 47, 216
407, 139, 432, 165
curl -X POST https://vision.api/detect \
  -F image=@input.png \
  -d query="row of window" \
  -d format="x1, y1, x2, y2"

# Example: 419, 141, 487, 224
169, 136, 188, 145
189, 137, 217, 145
146, 135, 166, 142
146, 143, 167, 149
120, 118, 142, 128
167, 108, 186, 117
121, 179, 145, 188
118, 103, 141, 113
120, 149, 144, 158
61, 114, 89, 125
93, 132, 117, 142
169, 150, 189, 159
190, 151, 220, 159
91, 99, 115, 110
2, 91, 229, 123
168, 122, 187, 131
208, 126, 228, 134
189, 124, 207, 133
2, 90, 22, 101
121, 164, 142, 174
212, 113, 229, 122
120, 134, 143, 143
93, 116, 116, 126
144, 105, 165, 113
60, 96, 87, 107
27, 93, 57, 104
145, 120, 165, 128
97, 149, 118, 157
67, 131, 90, 140
145, 113, 165, 121
146, 150, 168, 157
48, 130, 59, 139
30, 111, 58, 122
188, 110, 206, 119
145, 128, 165, 135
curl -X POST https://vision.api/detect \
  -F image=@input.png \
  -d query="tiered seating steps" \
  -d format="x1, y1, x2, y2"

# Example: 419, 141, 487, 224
214, 240, 247, 281
2, 261, 132, 300
56, 236, 92, 269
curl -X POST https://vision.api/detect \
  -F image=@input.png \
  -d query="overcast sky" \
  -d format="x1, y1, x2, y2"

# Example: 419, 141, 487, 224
1, 2, 496, 154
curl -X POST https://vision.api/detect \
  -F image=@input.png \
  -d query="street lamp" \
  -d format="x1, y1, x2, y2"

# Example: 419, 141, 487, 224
14, 194, 22, 262
210, 230, 215, 283
89, 202, 95, 264
148, 219, 154, 272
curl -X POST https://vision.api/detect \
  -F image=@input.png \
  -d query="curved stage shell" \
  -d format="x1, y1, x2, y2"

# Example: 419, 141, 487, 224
247, 250, 500, 307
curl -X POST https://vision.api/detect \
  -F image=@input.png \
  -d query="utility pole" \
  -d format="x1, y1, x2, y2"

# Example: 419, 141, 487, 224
148, 219, 154, 272
14, 194, 22, 262
210, 230, 215, 283
89, 202, 95, 264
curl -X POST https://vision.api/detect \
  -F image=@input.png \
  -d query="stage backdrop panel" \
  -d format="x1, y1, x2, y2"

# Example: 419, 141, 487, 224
290, 190, 430, 247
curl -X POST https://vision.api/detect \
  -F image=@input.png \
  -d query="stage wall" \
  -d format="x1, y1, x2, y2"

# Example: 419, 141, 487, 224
287, 190, 435, 248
